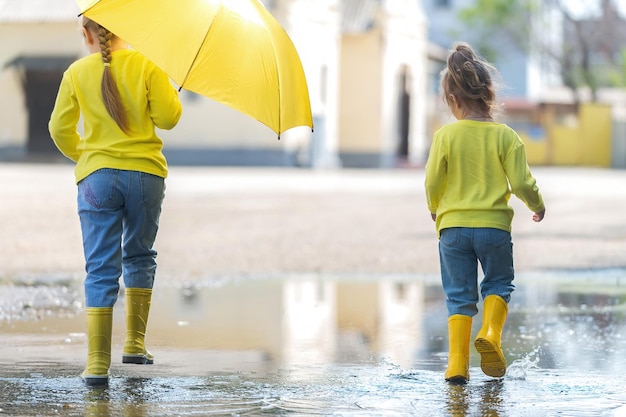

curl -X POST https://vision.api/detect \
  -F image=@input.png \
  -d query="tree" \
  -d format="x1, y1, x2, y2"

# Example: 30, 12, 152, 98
458, 0, 626, 103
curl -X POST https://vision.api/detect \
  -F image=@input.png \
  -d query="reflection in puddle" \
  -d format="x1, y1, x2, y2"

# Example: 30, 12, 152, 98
1, 272, 626, 416
152, 277, 425, 369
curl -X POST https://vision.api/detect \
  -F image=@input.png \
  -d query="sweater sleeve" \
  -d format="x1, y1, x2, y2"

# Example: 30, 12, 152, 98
48, 71, 81, 162
503, 140, 545, 213
146, 63, 182, 130
424, 134, 448, 214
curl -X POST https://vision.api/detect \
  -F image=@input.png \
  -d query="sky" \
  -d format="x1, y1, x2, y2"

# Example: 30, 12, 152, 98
564, 0, 626, 18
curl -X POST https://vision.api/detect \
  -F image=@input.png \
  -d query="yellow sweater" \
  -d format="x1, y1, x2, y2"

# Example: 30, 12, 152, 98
425, 120, 544, 236
49, 49, 182, 183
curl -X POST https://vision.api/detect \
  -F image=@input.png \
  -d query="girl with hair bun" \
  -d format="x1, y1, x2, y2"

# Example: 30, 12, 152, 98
49, 16, 182, 386
425, 42, 545, 384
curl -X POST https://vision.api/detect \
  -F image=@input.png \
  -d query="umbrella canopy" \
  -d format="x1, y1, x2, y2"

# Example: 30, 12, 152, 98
76, 0, 313, 137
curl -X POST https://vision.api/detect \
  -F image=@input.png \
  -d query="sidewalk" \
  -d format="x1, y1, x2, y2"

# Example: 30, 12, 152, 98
1, 163, 625, 283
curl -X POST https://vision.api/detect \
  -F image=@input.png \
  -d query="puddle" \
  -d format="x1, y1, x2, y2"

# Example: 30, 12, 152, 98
1, 271, 626, 416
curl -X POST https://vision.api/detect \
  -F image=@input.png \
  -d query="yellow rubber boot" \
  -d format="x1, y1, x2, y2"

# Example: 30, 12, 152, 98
474, 294, 508, 378
444, 314, 472, 384
82, 307, 113, 386
122, 288, 154, 365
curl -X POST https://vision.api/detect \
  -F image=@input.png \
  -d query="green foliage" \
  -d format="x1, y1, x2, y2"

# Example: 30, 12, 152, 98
456, 0, 626, 101
608, 49, 626, 87
456, 0, 539, 65
458, 0, 535, 28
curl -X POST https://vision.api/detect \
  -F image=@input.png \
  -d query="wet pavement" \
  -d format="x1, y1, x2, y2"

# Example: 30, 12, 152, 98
2, 272, 626, 416
1, 164, 626, 416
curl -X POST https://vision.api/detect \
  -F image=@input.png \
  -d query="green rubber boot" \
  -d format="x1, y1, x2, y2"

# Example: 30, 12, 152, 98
82, 307, 113, 386
122, 288, 154, 365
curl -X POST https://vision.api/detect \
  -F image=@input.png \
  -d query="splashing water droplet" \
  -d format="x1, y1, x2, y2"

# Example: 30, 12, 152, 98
380, 356, 404, 374
506, 347, 541, 380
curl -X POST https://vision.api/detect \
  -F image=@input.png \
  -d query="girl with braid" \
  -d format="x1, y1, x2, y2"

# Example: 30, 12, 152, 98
424, 42, 545, 384
49, 16, 182, 386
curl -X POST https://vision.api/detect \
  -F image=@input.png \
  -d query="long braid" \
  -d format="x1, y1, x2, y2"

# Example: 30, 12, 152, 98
85, 18, 129, 133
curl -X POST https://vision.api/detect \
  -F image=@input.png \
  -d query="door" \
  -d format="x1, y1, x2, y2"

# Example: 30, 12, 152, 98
24, 68, 65, 154
397, 67, 411, 161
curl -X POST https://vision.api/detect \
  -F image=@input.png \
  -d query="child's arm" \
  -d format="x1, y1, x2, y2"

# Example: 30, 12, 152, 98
503, 141, 545, 218
424, 136, 447, 217
48, 72, 81, 162
146, 64, 182, 130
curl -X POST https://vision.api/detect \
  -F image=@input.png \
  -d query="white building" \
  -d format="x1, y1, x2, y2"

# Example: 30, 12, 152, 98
0, 0, 430, 168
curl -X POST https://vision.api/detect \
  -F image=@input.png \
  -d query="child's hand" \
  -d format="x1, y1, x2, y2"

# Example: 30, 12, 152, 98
431, 213, 437, 221
533, 209, 545, 222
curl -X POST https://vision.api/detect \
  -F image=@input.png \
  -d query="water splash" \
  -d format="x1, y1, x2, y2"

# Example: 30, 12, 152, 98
0, 283, 82, 323
506, 346, 541, 380
379, 356, 403, 373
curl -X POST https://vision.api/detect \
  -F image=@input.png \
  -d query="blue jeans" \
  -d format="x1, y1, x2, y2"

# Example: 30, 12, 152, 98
77, 169, 165, 307
439, 227, 514, 317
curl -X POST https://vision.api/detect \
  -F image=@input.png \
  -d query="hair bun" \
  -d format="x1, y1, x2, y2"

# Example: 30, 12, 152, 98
440, 42, 501, 118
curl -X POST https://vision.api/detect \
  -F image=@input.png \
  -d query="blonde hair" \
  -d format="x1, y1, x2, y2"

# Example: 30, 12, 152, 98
441, 42, 501, 118
83, 17, 129, 133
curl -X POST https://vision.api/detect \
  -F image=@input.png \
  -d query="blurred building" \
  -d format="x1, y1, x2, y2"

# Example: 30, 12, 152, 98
421, 0, 560, 102
421, 0, 626, 168
0, 0, 434, 168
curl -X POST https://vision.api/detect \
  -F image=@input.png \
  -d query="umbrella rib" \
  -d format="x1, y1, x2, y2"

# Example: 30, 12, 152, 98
179, 4, 224, 91
273, 31, 281, 139
263, 19, 281, 138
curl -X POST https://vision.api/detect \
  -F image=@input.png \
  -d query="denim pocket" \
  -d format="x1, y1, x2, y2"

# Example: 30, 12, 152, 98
440, 227, 461, 247
485, 228, 511, 248
78, 170, 119, 209
140, 173, 165, 208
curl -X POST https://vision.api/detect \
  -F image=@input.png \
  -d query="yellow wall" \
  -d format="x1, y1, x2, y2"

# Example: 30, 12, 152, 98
0, 22, 84, 147
339, 31, 383, 152
551, 125, 581, 165
519, 132, 548, 165
579, 103, 612, 166
520, 103, 612, 167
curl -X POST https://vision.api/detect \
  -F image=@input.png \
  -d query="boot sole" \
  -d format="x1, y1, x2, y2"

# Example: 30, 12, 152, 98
122, 355, 154, 365
474, 338, 506, 377
81, 374, 109, 386
445, 375, 468, 385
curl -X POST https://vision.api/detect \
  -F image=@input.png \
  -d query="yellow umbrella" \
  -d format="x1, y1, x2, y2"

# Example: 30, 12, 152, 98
76, 0, 313, 137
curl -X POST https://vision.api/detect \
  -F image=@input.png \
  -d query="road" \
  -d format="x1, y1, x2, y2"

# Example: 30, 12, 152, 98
1, 163, 625, 283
